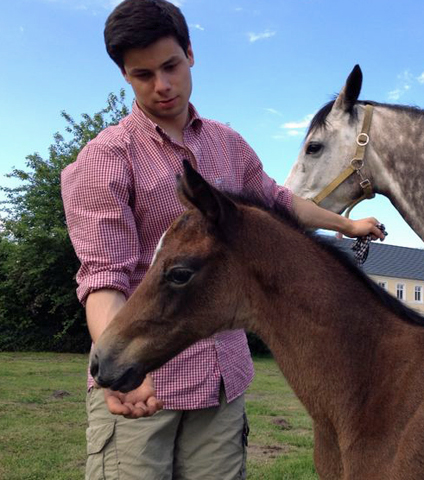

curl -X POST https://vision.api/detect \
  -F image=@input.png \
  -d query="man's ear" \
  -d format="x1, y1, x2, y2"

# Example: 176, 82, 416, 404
176, 160, 239, 235
187, 43, 195, 67
121, 67, 130, 84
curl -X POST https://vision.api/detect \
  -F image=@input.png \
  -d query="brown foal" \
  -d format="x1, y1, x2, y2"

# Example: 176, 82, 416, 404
92, 161, 424, 479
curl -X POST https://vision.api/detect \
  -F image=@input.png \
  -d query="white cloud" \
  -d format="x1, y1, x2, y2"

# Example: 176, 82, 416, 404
286, 130, 304, 137
281, 114, 313, 130
265, 108, 282, 116
272, 130, 303, 140
248, 30, 276, 43
190, 23, 205, 31
388, 89, 402, 101
272, 113, 313, 141
387, 69, 417, 101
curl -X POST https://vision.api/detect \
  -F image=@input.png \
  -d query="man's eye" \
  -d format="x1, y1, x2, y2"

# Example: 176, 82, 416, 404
305, 142, 323, 155
137, 72, 152, 80
165, 268, 194, 286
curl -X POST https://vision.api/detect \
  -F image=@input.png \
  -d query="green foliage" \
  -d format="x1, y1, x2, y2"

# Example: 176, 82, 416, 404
0, 90, 130, 352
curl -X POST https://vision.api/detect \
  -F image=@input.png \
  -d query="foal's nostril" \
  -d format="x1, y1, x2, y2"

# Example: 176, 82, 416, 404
90, 353, 99, 378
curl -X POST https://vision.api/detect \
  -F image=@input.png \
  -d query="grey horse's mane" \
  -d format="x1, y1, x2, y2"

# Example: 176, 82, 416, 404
306, 99, 424, 138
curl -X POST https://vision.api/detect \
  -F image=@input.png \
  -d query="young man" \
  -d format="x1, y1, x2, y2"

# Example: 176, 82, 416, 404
61, 1, 385, 479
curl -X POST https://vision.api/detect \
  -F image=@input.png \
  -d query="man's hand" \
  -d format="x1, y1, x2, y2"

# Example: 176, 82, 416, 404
343, 217, 386, 241
103, 374, 163, 419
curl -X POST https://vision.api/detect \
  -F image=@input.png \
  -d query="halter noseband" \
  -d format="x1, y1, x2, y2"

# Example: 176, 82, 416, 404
311, 104, 375, 218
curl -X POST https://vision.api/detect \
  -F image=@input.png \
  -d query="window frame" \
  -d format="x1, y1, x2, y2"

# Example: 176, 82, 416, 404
396, 283, 405, 301
414, 285, 423, 303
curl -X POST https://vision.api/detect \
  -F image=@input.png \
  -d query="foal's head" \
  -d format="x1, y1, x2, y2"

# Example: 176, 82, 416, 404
91, 161, 254, 392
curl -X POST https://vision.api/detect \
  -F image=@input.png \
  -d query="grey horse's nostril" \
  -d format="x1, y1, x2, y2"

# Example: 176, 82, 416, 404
90, 353, 99, 378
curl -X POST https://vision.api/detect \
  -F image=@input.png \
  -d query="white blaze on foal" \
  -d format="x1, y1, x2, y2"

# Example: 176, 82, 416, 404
151, 229, 168, 266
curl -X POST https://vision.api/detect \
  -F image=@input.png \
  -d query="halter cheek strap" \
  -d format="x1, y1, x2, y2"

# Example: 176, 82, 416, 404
311, 104, 375, 217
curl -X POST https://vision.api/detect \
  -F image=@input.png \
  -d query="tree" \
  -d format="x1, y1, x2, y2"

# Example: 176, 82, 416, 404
0, 90, 130, 352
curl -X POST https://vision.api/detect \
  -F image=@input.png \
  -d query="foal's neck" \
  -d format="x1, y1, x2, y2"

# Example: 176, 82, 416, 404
241, 214, 392, 420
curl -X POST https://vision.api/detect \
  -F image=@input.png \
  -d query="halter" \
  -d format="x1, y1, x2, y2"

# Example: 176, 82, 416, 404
311, 104, 375, 218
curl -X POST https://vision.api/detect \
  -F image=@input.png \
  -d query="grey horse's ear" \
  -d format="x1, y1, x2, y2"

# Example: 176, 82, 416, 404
333, 65, 363, 113
177, 160, 239, 235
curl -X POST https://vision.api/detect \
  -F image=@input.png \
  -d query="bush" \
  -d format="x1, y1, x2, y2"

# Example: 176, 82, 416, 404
0, 91, 129, 351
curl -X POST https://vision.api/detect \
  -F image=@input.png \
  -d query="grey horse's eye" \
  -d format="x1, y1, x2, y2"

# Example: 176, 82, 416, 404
305, 142, 323, 155
165, 267, 195, 286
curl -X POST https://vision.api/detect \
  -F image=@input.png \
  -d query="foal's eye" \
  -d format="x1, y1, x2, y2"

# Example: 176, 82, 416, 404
165, 268, 195, 286
305, 142, 323, 155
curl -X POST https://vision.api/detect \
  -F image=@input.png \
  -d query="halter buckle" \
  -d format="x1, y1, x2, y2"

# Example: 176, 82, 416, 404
360, 179, 371, 189
359, 179, 375, 199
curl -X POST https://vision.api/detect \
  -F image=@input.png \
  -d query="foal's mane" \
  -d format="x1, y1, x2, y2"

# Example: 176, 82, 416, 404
306, 99, 424, 137
226, 191, 424, 328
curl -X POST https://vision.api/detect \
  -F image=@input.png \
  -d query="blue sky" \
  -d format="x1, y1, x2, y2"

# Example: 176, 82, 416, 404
1, 0, 423, 247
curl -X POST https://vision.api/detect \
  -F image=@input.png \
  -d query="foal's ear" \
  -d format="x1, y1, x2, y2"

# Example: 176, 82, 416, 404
333, 64, 363, 114
177, 160, 239, 235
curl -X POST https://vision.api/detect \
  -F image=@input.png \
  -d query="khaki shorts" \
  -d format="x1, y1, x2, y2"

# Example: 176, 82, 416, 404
85, 387, 249, 480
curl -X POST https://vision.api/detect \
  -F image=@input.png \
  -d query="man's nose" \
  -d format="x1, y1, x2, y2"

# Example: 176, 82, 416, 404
155, 73, 171, 93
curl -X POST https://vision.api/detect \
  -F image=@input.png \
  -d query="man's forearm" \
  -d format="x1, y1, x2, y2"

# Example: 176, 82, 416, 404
291, 194, 384, 240
292, 194, 351, 233
86, 289, 126, 343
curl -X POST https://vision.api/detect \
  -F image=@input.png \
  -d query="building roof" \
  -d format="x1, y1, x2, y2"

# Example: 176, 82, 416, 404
337, 238, 424, 281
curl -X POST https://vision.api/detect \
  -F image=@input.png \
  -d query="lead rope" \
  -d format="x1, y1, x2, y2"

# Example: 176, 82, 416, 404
351, 224, 388, 266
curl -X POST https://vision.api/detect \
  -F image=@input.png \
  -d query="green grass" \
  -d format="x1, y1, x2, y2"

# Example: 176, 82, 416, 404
246, 357, 317, 479
0, 353, 316, 479
0, 352, 88, 480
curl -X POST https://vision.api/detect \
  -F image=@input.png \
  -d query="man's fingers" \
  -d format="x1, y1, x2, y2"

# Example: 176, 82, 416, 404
124, 405, 147, 419
147, 397, 163, 410
122, 398, 163, 418
372, 225, 385, 240
106, 395, 131, 416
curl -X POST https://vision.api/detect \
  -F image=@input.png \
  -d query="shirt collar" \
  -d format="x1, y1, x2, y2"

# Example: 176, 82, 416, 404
130, 101, 203, 143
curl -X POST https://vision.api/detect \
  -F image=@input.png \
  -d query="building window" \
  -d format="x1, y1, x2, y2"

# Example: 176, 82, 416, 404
396, 283, 405, 301
378, 281, 387, 290
415, 286, 423, 302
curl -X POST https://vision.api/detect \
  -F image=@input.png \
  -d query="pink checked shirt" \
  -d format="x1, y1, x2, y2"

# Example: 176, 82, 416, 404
61, 102, 292, 410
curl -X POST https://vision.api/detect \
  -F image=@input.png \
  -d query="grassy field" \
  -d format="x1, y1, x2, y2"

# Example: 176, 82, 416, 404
0, 353, 317, 480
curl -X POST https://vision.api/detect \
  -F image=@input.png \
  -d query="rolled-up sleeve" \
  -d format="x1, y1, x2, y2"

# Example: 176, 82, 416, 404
239, 135, 293, 211
61, 141, 140, 305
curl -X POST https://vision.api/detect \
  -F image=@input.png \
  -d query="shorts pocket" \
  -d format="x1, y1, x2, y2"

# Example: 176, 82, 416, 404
86, 421, 116, 480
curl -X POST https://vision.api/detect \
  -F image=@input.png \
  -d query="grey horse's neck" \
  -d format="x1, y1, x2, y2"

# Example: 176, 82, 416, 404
369, 104, 424, 241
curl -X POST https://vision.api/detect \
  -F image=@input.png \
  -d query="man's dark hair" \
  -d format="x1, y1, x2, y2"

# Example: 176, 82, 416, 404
104, 0, 190, 71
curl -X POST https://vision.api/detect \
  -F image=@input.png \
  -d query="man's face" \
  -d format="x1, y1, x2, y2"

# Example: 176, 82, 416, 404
122, 37, 194, 128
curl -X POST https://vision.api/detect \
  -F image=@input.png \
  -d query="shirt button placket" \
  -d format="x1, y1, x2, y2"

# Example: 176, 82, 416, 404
183, 147, 198, 170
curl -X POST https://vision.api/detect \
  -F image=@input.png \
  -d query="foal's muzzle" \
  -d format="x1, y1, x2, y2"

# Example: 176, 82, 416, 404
90, 351, 147, 393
